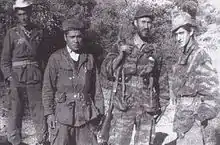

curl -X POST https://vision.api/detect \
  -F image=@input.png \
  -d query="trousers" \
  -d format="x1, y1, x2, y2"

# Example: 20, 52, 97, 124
7, 83, 47, 145
108, 107, 153, 145
176, 112, 220, 145
49, 121, 99, 145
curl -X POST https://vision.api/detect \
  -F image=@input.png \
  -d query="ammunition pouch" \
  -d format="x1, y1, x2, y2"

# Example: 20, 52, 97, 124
194, 102, 217, 122
113, 75, 160, 113
55, 92, 99, 126
114, 94, 133, 112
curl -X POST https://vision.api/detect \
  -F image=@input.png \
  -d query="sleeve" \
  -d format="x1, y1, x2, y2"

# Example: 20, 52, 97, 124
94, 69, 105, 115
101, 52, 118, 81
155, 56, 170, 109
194, 52, 220, 110
42, 54, 58, 116
1, 30, 13, 79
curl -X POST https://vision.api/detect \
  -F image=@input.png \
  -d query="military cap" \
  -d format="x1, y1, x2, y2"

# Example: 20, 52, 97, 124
13, 0, 33, 10
134, 6, 154, 20
172, 11, 196, 33
62, 18, 89, 32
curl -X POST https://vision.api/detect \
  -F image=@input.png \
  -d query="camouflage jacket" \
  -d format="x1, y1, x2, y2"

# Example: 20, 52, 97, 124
101, 35, 169, 113
172, 42, 220, 103
1, 24, 48, 85
172, 41, 220, 134
42, 48, 104, 126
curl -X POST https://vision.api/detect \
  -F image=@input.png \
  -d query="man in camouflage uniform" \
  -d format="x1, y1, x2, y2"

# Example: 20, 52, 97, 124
101, 7, 169, 145
1, 0, 48, 145
42, 18, 104, 145
171, 11, 220, 145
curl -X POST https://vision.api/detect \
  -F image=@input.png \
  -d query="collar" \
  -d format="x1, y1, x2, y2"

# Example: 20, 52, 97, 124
178, 41, 198, 65
66, 46, 80, 61
183, 38, 194, 54
133, 34, 145, 49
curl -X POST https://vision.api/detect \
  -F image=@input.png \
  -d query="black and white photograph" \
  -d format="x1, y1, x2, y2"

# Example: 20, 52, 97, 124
0, 0, 220, 145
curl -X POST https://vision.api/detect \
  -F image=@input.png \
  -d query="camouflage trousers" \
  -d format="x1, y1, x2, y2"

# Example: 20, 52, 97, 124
108, 107, 153, 145
7, 83, 47, 145
176, 115, 220, 145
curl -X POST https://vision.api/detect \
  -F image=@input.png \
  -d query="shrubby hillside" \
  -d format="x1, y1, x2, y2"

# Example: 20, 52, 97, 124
0, 0, 220, 144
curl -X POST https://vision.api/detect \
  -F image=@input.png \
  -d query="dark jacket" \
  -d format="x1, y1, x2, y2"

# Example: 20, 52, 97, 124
42, 48, 104, 126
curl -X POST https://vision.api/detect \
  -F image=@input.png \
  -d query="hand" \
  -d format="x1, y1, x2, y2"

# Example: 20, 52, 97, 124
5, 76, 13, 87
119, 45, 132, 55
47, 114, 56, 129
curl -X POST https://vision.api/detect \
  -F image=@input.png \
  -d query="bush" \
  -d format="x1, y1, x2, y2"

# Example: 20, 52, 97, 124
0, 0, 187, 73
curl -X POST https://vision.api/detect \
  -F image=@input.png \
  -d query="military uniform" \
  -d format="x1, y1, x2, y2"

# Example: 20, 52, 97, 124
171, 12, 220, 145
1, 23, 47, 145
101, 34, 169, 145
172, 41, 220, 145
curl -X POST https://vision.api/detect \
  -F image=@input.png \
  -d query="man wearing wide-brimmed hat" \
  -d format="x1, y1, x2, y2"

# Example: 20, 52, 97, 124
42, 17, 104, 145
100, 6, 170, 145
171, 10, 220, 145
1, 0, 48, 145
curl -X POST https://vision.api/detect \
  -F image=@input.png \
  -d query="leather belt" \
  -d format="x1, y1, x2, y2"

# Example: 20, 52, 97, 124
176, 96, 200, 109
12, 60, 38, 67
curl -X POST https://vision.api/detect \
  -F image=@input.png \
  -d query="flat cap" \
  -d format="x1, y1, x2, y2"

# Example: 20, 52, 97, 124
62, 18, 89, 32
172, 11, 196, 33
13, 0, 32, 10
134, 6, 154, 20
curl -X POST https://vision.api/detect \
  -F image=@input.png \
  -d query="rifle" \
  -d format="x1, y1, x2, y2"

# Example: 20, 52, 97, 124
98, 66, 121, 144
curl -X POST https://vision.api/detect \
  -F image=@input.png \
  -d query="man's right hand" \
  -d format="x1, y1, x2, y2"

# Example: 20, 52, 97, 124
47, 114, 56, 129
119, 45, 133, 56
5, 76, 13, 87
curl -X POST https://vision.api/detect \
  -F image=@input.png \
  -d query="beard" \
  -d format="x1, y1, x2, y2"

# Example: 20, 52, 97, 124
137, 28, 152, 43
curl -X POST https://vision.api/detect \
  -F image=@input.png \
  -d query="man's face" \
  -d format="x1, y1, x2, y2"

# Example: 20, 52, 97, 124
16, 9, 31, 26
174, 27, 192, 48
64, 30, 83, 52
135, 17, 153, 39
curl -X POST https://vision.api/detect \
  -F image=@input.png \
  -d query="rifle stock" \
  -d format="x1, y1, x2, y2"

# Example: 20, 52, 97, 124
99, 104, 114, 142
98, 65, 121, 143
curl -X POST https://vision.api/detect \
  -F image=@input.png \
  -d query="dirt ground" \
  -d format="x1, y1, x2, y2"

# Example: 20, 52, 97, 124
0, 87, 177, 145
0, 85, 218, 145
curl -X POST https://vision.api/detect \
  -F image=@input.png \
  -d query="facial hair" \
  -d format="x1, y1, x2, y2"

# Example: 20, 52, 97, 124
138, 28, 152, 43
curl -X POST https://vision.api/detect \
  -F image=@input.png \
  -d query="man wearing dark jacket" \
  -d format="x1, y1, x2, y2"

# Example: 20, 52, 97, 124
42, 18, 104, 145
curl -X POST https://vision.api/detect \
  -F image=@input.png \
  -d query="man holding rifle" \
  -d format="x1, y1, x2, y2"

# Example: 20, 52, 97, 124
100, 6, 170, 145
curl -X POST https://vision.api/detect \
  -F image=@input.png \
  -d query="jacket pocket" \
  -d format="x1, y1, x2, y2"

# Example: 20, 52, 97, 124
12, 64, 42, 84
55, 101, 74, 126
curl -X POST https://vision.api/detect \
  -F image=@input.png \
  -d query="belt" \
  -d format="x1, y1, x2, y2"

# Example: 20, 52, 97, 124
118, 76, 145, 88
12, 60, 38, 67
176, 96, 201, 109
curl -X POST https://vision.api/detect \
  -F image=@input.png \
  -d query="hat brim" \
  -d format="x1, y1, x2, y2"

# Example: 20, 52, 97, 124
134, 15, 154, 20
13, 3, 32, 10
171, 22, 197, 33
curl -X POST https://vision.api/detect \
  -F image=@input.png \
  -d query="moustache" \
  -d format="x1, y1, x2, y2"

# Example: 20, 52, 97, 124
141, 28, 150, 33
